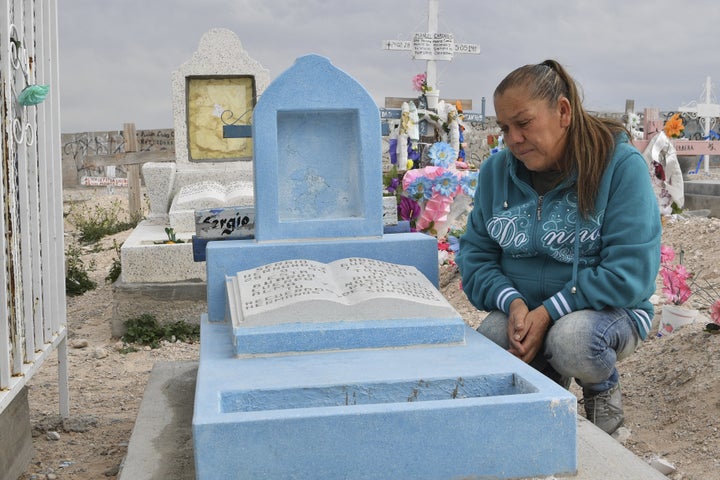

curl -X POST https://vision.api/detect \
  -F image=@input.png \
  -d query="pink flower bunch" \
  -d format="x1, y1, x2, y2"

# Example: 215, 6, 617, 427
660, 245, 692, 305
412, 73, 431, 93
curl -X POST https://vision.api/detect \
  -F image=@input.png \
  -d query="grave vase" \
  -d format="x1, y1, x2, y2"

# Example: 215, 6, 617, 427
425, 91, 439, 109
658, 304, 698, 336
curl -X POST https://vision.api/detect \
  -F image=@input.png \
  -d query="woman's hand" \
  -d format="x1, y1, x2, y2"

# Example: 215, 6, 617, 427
507, 300, 552, 363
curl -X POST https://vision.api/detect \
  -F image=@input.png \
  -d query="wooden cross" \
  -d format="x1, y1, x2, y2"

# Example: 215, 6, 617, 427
382, 0, 480, 97
678, 76, 720, 173
84, 123, 174, 219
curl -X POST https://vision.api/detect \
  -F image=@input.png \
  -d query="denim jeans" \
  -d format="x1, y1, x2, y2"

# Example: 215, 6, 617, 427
476, 307, 642, 394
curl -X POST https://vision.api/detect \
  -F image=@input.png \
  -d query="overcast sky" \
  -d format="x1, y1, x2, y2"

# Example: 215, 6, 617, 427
58, 0, 720, 133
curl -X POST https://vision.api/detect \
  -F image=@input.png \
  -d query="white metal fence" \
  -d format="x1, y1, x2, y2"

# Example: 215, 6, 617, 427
1, 0, 68, 417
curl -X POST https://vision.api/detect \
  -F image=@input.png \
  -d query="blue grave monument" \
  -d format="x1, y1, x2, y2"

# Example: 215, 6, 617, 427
193, 54, 577, 479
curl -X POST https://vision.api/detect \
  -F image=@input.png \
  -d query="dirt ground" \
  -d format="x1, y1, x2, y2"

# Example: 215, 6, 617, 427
18, 186, 720, 480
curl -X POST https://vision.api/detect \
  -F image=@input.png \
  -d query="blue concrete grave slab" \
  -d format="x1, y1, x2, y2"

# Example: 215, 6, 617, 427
193, 316, 578, 480
251, 54, 382, 242
230, 317, 467, 356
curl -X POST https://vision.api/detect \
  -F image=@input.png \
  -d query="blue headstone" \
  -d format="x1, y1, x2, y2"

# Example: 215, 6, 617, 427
252, 54, 382, 241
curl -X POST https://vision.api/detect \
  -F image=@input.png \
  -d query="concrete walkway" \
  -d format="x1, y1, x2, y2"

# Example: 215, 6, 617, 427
118, 361, 668, 480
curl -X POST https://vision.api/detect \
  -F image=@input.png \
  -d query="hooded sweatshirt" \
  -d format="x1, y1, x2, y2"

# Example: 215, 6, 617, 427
457, 136, 662, 339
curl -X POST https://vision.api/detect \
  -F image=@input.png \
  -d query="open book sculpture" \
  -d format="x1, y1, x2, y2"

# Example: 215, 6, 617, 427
225, 257, 465, 355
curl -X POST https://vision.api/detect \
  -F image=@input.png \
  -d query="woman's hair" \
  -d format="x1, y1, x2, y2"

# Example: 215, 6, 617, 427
494, 59, 629, 217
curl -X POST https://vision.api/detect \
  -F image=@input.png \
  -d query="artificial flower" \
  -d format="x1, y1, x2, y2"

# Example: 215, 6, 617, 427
663, 113, 684, 139
389, 138, 398, 165
412, 73, 431, 93
397, 196, 420, 226
460, 171, 479, 196
434, 171, 460, 197
406, 176, 434, 201
428, 142, 457, 168
660, 244, 675, 264
408, 143, 421, 162
447, 235, 460, 252
18, 84, 49, 106
660, 245, 693, 305
711, 299, 720, 325
386, 177, 399, 195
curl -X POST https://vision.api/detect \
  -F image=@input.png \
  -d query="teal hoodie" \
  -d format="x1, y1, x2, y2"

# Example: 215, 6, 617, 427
457, 137, 662, 339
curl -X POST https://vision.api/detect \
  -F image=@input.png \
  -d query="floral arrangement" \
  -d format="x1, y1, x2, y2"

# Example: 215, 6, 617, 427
412, 73, 431, 94
663, 113, 684, 139
660, 245, 692, 305
660, 244, 720, 330
398, 141, 478, 237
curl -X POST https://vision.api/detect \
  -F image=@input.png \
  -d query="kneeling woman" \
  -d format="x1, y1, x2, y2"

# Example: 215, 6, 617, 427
457, 60, 661, 435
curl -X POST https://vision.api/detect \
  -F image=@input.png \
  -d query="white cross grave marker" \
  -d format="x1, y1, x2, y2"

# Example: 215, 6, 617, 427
678, 76, 720, 173
382, 0, 480, 104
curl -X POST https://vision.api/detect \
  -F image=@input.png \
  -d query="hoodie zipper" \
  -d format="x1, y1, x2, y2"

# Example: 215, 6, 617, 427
536, 195, 544, 220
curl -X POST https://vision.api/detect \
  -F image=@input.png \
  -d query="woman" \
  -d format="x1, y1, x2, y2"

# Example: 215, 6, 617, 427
456, 60, 661, 435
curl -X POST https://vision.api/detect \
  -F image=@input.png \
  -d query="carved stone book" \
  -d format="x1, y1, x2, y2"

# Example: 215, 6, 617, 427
225, 257, 458, 327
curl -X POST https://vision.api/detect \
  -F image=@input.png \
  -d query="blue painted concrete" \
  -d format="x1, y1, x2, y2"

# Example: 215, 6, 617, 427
231, 317, 466, 355
252, 54, 382, 242
193, 315, 578, 479
205, 232, 439, 322
191, 221, 412, 262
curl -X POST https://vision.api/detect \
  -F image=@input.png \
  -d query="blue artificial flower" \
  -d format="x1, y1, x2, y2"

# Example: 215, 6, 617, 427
406, 176, 434, 201
461, 171, 479, 196
447, 235, 460, 252
434, 171, 459, 197
428, 142, 457, 168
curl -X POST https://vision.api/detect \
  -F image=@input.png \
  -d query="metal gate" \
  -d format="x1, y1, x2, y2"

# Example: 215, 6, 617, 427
1, 0, 68, 417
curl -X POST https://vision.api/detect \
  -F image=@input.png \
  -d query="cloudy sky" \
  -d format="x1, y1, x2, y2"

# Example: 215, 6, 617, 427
58, 0, 720, 133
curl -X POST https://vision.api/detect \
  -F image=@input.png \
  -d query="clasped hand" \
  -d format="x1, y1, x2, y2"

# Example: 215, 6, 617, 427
507, 298, 552, 363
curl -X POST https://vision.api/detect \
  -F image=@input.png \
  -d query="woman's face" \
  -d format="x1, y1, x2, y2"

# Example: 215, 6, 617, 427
494, 86, 571, 172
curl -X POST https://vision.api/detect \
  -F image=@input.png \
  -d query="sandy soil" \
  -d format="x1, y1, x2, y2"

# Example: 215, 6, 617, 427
18, 186, 720, 480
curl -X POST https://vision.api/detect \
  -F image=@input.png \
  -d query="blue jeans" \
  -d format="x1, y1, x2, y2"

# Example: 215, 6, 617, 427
476, 307, 642, 394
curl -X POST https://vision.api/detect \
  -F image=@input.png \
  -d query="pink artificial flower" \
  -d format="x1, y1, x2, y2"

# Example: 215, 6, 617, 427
660, 244, 675, 264
660, 266, 692, 305
711, 299, 720, 325
412, 73, 428, 93
416, 192, 453, 233
673, 264, 691, 281
659, 244, 693, 305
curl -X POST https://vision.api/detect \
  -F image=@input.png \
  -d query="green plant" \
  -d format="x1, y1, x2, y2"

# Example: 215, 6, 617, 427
68, 200, 141, 243
65, 242, 97, 296
121, 314, 200, 349
155, 227, 184, 244
105, 240, 123, 284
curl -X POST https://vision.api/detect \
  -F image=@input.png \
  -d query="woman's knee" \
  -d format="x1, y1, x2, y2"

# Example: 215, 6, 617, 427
475, 311, 510, 349
544, 309, 633, 382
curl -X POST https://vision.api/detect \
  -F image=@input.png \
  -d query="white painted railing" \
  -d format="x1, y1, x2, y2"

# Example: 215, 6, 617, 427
1, 0, 68, 417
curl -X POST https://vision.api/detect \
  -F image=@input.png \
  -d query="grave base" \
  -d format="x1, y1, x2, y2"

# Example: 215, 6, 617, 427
0, 387, 33, 480
193, 315, 578, 479
111, 279, 205, 337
